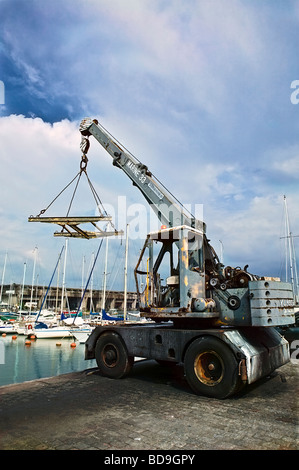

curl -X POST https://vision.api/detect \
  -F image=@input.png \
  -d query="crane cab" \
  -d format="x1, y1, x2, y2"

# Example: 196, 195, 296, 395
135, 225, 217, 321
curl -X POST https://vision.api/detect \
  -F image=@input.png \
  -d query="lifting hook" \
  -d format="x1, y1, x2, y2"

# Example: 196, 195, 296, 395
80, 154, 88, 171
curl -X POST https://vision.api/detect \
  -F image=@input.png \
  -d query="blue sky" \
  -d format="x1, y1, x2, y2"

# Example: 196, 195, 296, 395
0, 0, 299, 293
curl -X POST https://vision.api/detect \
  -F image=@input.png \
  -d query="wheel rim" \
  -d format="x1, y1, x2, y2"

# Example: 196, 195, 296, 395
101, 343, 119, 368
194, 350, 224, 386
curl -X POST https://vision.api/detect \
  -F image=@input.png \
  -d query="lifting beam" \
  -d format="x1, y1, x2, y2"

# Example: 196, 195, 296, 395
28, 216, 123, 239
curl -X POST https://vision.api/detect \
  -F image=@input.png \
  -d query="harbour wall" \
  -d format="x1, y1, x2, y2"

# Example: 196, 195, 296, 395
0, 283, 138, 313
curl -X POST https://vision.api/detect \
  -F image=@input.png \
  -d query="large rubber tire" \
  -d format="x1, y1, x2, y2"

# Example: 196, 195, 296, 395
95, 332, 134, 379
184, 336, 241, 399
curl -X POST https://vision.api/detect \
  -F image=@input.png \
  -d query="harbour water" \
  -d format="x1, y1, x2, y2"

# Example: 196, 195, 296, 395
0, 335, 96, 387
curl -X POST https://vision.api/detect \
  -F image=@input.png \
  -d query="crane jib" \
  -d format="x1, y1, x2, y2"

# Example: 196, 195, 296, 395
84, 119, 196, 226
125, 160, 147, 184
125, 160, 164, 200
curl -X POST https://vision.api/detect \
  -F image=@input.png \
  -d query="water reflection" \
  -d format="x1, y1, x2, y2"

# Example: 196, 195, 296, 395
0, 336, 96, 386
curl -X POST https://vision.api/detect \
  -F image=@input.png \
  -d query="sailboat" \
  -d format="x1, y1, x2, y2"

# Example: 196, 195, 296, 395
101, 224, 129, 321
33, 324, 73, 339
0, 319, 18, 334
282, 196, 299, 303
0, 253, 19, 321
72, 230, 126, 344
100, 224, 143, 323
70, 322, 94, 344
69, 237, 107, 343
31, 243, 74, 339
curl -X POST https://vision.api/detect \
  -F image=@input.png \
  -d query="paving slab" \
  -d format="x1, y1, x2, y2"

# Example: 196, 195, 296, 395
0, 359, 298, 451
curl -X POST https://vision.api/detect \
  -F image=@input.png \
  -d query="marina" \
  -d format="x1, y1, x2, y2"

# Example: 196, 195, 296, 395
0, 225, 142, 387
0, 308, 148, 387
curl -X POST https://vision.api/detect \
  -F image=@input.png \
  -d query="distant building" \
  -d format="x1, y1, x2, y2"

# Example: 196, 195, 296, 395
0, 284, 138, 313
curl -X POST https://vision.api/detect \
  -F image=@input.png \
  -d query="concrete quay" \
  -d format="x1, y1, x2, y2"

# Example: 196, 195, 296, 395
0, 359, 298, 451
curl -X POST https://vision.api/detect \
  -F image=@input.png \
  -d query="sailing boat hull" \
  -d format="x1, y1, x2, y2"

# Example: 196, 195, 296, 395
33, 327, 74, 339
72, 327, 94, 344
0, 324, 18, 334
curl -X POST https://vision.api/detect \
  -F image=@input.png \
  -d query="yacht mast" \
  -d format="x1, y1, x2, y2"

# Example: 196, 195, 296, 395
124, 224, 129, 321
60, 239, 68, 315
283, 195, 299, 302
0, 252, 7, 304
102, 237, 109, 312
29, 247, 38, 313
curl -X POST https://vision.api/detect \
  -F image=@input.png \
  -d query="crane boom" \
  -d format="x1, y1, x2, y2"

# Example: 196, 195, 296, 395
79, 118, 204, 232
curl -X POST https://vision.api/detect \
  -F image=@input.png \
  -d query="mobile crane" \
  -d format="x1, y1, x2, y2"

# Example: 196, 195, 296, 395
80, 118, 295, 398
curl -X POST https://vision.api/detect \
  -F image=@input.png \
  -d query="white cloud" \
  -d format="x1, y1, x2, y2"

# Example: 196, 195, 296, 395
207, 193, 299, 279
78, 0, 270, 120
0, 115, 79, 204
0, 0, 298, 289
272, 147, 299, 177
0, 114, 141, 286
0, 116, 78, 261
